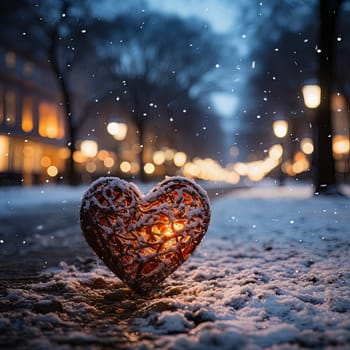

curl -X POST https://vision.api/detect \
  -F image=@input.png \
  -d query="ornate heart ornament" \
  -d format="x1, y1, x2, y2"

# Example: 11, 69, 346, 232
80, 176, 211, 293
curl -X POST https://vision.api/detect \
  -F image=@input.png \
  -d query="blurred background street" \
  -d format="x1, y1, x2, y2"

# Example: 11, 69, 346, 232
0, 0, 349, 192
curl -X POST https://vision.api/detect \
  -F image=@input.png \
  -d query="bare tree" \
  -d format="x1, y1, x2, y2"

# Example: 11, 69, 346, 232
99, 13, 227, 180
0, 0, 122, 184
314, 0, 344, 194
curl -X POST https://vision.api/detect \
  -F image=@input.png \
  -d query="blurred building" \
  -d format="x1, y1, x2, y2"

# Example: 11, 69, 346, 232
0, 48, 68, 185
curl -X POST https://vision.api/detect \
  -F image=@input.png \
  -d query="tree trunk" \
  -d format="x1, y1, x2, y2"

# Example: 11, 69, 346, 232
131, 82, 149, 182
314, 0, 340, 194
66, 124, 79, 185
55, 78, 80, 185
49, 24, 80, 186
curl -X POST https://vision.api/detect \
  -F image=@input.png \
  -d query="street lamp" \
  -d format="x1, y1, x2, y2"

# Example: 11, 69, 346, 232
302, 84, 321, 109
273, 119, 289, 185
333, 135, 350, 156
301, 82, 321, 185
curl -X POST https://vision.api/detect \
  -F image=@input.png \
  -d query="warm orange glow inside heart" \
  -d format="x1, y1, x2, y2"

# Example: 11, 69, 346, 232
138, 216, 188, 255
80, 176, 211, 293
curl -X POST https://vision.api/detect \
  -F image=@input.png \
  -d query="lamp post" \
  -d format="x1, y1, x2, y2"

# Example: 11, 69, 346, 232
332, 135, 350, 183
302, 83, 321, 184
273, 119, 288, 185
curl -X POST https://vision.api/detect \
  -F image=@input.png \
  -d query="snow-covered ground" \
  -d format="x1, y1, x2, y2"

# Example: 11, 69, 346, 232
0, 182, 350, 349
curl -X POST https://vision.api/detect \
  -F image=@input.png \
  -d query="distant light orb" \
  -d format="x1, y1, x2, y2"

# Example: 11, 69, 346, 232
268, 144, 283, 160
273, 120, 288, 138
41, 156, 51, 168
104, 156, 115, 168
98, 150, 109, 161
80, 140, 98, 158
183, 162, 200, 177
86, 162, 97, 173
120, 161, 131, 173
173, 152, 187, 167
73, 150, 86, 163
301, 138, 314, 155
47, 165, 58, 177
153, 151, 166, 165
144, 162, 155, 175
165, 148, 175, 161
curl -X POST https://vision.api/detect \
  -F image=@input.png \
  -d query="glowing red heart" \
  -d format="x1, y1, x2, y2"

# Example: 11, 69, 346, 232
80, 176, 211, 293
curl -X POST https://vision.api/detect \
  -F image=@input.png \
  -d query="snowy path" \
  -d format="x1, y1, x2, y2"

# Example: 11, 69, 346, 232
0, 184, 350, 349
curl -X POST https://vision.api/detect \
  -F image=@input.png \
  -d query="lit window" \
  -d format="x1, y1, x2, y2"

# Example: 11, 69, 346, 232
38, 102, 65, 139
5, 91, 16, 126
47, 165, 58, 177
22, 96, 33, 132
23, 62, 34, 77
5, 51, 16, 69
39, 102, 58, 138
0, 135, 9, 172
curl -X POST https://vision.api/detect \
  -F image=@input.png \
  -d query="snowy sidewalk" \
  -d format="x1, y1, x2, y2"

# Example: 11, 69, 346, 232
0, 184, 350, 349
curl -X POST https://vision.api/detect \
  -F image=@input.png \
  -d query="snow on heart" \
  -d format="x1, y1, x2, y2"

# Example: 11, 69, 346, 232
80, 176, 211, 293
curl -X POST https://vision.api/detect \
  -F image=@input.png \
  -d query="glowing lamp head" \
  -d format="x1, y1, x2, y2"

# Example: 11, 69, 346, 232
333, 135, 350, 156
302, 84, 321, 109
273, 120, 288, 138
